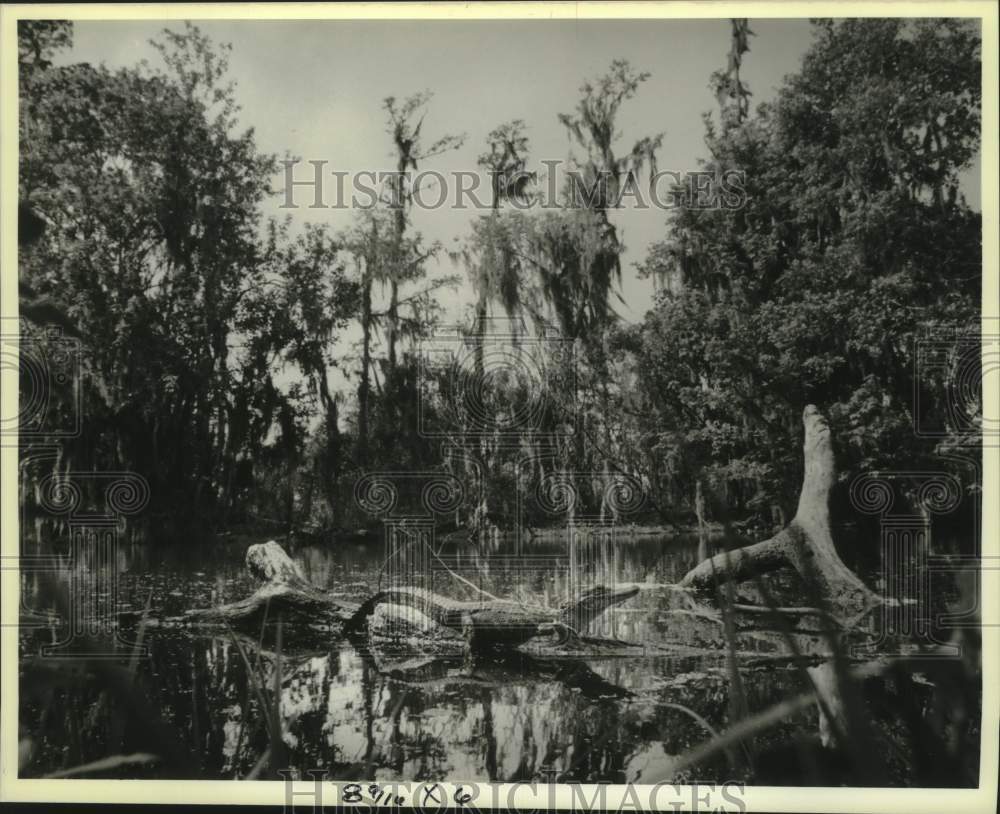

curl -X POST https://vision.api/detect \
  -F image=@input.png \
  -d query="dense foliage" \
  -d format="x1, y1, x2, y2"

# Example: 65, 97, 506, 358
18, 19, 982, 540
629, 18, 981, 527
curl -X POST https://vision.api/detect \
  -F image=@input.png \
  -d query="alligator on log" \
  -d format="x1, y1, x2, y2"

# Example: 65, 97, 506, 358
344, 584, 640, 650
187, 540, 639, 651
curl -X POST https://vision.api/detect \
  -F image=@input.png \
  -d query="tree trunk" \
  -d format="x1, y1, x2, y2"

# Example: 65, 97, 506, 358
695, 478, 708, 563
315, 373, 341, 525
387, 152, 408, 375
474, 298, 487, 379
680, 405, 880, 625
387, 278, 399, 372
358, 255, 373, 465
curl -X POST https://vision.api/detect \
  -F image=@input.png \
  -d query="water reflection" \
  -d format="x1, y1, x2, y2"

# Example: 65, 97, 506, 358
128, 633, 770, 782
17, 530, 977, 785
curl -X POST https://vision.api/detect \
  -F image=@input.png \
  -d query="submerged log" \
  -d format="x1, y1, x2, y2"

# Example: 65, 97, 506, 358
680, 405, 881, 626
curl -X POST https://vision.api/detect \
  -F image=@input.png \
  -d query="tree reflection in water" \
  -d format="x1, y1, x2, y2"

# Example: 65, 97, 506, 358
18, 531, 980, 785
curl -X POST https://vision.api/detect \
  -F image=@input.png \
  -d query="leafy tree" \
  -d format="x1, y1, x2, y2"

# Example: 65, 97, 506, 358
381, 93, 465, 371
269, 223, 359, 523
17, 18, 980, 543
340, 209, 390, 466
17, 22, 356, 529
633, 18, 981, 530
469, 121, 533, 367
710, 19, 754, 126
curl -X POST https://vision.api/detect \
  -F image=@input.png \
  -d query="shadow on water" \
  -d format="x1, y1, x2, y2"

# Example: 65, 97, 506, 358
18, 528, 981, 785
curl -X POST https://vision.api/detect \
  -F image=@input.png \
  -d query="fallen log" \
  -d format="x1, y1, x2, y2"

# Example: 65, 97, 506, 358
680, 405, 881, 626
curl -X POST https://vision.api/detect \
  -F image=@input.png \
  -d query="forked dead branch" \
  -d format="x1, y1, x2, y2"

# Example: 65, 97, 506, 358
680, 405, 883, 627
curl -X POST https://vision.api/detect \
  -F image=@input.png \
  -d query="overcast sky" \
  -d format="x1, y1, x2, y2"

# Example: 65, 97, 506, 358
57, 19, 827, 315
54, 17, 981, 393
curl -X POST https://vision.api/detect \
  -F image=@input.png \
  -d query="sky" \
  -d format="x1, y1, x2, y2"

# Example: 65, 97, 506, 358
58, 18, 825, 322
54, 17, 982, 398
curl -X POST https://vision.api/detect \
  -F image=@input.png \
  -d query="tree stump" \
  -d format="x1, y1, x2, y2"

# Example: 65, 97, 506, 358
246, 540, 309, 585
186, 540, 358, 635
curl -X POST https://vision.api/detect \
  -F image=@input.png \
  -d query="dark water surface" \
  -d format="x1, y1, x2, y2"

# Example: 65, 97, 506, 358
18, 530, 980, 785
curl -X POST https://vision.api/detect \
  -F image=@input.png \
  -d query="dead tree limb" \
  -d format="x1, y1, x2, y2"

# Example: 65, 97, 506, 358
680, 405, 881, 626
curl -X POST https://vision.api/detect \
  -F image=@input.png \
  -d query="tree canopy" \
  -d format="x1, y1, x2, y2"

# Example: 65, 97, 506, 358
17, 18, 982, 540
